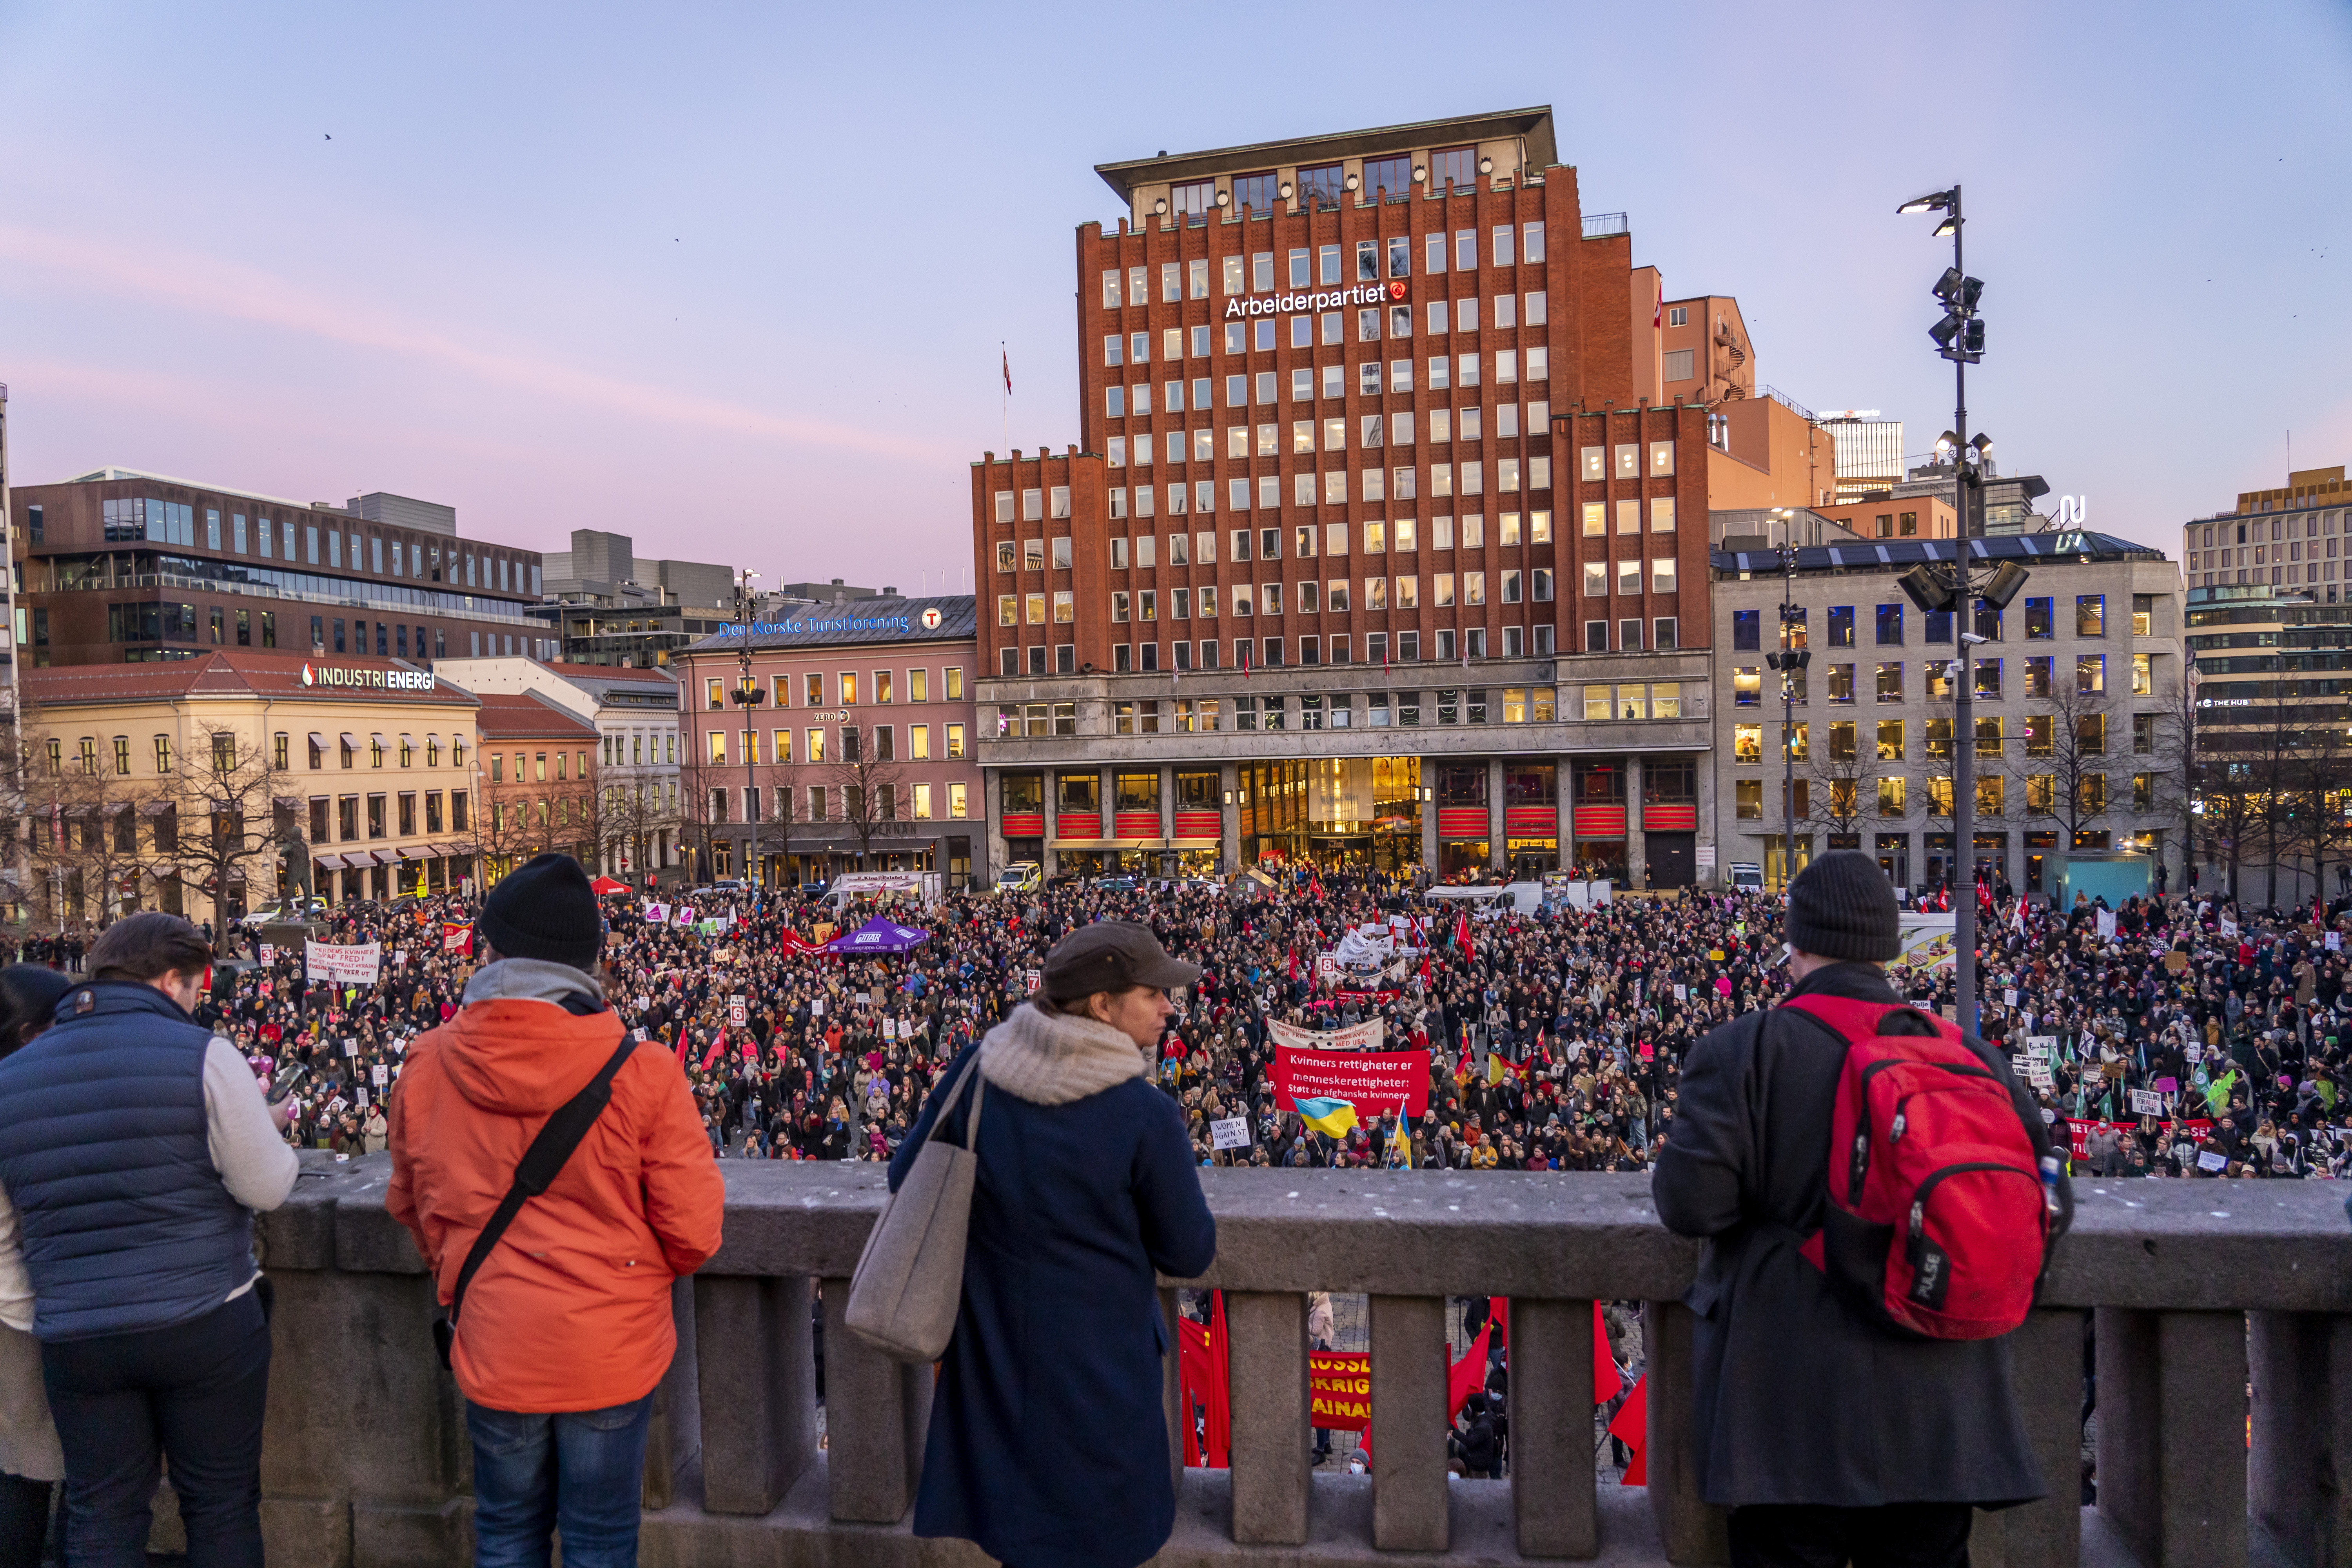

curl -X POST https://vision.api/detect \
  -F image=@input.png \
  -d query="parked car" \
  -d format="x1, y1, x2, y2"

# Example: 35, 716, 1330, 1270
238, 897, 326, 929
1093, 874, 1140, 894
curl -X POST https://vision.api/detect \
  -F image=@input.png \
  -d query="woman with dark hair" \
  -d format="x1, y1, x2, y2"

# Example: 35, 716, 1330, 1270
0, 964, 74, 1566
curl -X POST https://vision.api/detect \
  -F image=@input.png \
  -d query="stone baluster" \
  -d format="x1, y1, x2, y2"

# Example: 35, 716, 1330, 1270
1225, 1291, 1311, 1545
1370, 1294, 1448, 1551
1642, 1299, 1728, 1565
691, 1274, 815, 1515
2095, 1307, 2247, 1568
2249, 1310, 2352, 1568
1508, 1298, 1598, 1557
821, 1276, 931, 1523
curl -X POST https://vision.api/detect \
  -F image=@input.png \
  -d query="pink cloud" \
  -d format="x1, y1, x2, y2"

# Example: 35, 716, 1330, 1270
0, 225, 951, 465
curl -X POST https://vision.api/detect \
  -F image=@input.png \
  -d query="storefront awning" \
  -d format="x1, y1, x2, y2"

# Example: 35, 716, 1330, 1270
138, 800, 174, 816
308, 732, 326, 751
314, 853, 348, 870
397, 846, 432, 860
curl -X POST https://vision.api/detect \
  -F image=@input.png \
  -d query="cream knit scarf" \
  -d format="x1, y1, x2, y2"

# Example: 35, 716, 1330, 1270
979, 1000, 1147, 1106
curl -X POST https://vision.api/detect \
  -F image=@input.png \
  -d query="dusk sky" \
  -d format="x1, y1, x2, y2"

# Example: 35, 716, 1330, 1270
3, 2, 2346, 588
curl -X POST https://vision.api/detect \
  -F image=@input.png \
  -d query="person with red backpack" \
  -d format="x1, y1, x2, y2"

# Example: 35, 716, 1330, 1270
1652, 850, 2072, 1568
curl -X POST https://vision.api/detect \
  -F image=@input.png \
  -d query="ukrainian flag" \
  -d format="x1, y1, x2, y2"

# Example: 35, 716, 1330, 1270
1295, 1097, 1358, 1138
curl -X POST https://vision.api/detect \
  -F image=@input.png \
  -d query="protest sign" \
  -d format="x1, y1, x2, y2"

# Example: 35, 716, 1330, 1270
728, 996, 748, 1028
1309, 1352, 1371, 1431
1268, 1017, 1386, 1054
305, 941, 381, 986
2129, 1089, 2165, 1115
1025, 968, 1042, 994
2063, 1117, 2214, 1160
371, 1065, 388, 1087
2096, 909, 2118, 942
1271, 1045, 1428, 1116
2197, 1150, 2228, 1172
1209, 1116, 1252, 1151
2025, 1036, 2057, 1059
644, 902, 671, 924
441, 922, 473, 956
2164, 951, 2189, 972
257, 944, 275, 965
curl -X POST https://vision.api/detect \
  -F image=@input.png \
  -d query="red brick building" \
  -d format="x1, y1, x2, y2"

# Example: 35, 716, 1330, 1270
472, 692, 601, 883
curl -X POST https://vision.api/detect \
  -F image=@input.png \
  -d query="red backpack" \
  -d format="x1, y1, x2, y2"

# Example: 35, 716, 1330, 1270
1780, 994, 2051, 1340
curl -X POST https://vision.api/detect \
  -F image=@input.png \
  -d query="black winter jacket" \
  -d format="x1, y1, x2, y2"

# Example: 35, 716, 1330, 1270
1651, 961, 2072, 1508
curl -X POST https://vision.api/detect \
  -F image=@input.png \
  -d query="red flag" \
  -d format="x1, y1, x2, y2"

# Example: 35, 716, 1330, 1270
1652, 276, 1664, 328
1592, 1301, 1622, 1403
673, 1032, 689, 1069
1455, 911, 1472, 954
1240, 641, 1251, 681
1002, 348, 1012, 394
1448, 1323, 1492, 1419
699, 1029, 726, 1071
1608, 1374, 1647, 1485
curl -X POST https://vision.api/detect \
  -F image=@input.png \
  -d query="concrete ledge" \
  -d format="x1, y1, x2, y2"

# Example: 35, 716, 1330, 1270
633, 1461, 2229, 1568
295, 1160, 2352, 1313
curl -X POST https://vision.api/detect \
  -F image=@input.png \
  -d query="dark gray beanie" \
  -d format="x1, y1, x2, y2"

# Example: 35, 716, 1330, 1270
1784, 850, 1901, 962
479, 853, 604, 971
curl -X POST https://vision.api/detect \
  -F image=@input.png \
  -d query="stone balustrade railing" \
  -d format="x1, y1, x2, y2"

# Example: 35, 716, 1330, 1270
241, 1156, 2351, 1568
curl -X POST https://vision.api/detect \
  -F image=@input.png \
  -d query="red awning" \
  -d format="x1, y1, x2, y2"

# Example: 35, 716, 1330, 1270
589, 875, 630, 895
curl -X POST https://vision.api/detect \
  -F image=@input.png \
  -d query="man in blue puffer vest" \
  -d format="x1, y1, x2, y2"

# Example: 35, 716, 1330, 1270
0, 913, 297, 1566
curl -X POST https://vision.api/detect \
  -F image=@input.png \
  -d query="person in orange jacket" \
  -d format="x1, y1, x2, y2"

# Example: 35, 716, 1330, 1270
388, 854, 722, 1568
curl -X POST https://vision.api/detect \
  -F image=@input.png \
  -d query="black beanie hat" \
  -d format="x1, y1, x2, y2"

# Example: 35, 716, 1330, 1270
1784, 849, 1901, 962
479, 853, 603, 971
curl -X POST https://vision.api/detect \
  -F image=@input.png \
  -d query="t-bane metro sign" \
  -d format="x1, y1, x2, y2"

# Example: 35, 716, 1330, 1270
300, 663, 436, 693
1225, 280, 1408, 319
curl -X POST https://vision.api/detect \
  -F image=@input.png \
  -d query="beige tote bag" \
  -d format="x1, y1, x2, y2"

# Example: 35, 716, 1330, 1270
844, 1053, 987, 1361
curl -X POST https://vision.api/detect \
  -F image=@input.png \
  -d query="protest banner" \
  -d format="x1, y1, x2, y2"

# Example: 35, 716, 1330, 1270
644, 902, 670, 924
2063, 1117, 2214, 1160
1309, 1352, 1371, 1431
1267, 1017, 1386, 1054
441, 922, 473, 956
305, 941, 382, 986
1271, 1045, 1428, 1116
1209, 1116, 1251, 1151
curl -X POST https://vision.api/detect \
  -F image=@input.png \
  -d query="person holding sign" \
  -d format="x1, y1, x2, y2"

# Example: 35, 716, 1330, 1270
892, 920, 1214, 1568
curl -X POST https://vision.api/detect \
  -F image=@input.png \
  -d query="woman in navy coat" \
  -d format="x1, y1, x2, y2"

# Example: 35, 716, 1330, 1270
890, 921, 1216, 1568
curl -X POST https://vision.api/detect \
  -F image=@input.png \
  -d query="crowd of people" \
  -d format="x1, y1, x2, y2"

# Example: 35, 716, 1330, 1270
10, 861, 2340, 1187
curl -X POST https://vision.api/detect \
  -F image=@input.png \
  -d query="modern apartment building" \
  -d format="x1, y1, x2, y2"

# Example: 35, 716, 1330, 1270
1819, 412, 1906, 503
8, 470, 546, 668
1710, 530, 2186, 894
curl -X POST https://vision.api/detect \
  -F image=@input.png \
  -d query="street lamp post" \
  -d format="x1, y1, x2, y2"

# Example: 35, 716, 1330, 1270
1896, 185, 2023, 1037
728, 571, 765, 911
1766, 510, 1809, 890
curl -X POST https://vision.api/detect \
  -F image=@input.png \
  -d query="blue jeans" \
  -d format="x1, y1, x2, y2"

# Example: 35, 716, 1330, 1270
466, 1394, 653, 1568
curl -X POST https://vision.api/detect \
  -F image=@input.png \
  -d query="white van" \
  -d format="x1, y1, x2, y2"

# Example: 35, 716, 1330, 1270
1727, 862, 1765, 892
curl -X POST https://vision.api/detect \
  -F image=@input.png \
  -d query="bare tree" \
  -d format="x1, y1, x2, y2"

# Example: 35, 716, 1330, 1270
2011, 664, 2127, 857
833, 723, 910, 867
21, 731, 147, 930
160, 724, 298, 949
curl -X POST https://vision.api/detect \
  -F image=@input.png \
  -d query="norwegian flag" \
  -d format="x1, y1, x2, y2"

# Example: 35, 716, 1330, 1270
1240, 641, 1252, 681
1002, 348, 1012, 394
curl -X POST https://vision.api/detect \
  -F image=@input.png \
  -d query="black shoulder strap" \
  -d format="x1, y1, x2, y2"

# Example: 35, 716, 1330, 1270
446, 1036, 638, 1330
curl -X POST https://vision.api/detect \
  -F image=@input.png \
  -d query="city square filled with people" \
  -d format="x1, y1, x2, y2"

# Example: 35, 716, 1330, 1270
12, 868, 2333, 1182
